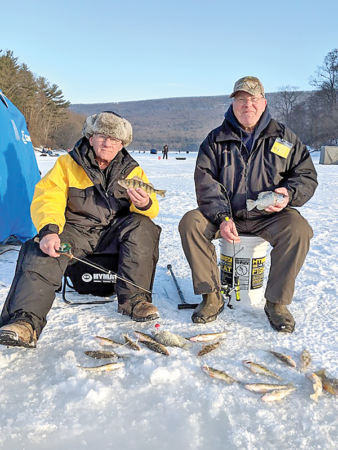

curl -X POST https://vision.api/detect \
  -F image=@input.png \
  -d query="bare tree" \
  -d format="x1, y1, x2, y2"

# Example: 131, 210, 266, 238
310, 48, 338, 111
276, 85, 303, 127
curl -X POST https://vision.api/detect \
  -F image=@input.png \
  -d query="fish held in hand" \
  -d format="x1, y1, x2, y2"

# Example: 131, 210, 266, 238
189, 331, 228, 343
152, 330, 192, 350
246, 191, 286, 211
118, 176, 166, 198
261, 386, 296, 402
306, 372, 323, 403
268, 351, 297, 368
242, 360, 283, 380
78, 362, 125, 372
202, 365, 237, 384
315, 369, 338, 395
300, 349, 312, 372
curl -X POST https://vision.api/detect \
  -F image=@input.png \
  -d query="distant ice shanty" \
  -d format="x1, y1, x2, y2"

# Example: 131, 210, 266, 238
319, 146, 338, 165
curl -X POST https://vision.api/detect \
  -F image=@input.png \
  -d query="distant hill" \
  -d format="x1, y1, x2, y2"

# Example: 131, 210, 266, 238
69, 93, 296, 152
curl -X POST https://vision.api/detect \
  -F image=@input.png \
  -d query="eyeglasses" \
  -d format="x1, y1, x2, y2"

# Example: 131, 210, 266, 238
95, 134, 122, 145
234, 96, 263, 105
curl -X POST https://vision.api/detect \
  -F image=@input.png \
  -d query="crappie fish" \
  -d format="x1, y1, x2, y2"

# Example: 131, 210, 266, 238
189, 331, 228, 343
78, 362, 125, 372
269, 351, 297, 368
123, 334, 141, 351
134, 331, 170, 356
242, 360, 283, 380
118, 176, 166, 198
197, 341, 221, 357
202, 365, 237, 384
246, 191, 285, 211
152, 330, 192, 350
85, 350, 120, 359
261, 386, 296, 402
300, 349, 312, 372
245, 382, 294, 393
315, 369, 338, 395
95, 336, 124, 347
306, 372, 323, 403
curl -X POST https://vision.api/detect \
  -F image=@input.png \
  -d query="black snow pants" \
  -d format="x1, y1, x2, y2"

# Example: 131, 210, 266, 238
0, 214, 161, 338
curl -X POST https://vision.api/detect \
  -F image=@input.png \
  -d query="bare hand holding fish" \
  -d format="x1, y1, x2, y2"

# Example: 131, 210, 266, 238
118, 176, 166, 203
127, 187, 150, 208
246, 188, 289, 213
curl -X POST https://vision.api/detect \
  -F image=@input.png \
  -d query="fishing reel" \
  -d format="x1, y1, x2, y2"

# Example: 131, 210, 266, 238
221, 276, 241, 309
58, 242, 72, 254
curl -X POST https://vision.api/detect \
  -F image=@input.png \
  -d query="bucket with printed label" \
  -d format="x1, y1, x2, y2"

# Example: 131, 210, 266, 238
220, 235, 269, 306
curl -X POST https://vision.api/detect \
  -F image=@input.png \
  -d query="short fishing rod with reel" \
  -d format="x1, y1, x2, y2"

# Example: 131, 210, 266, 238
57, 242, 151, 306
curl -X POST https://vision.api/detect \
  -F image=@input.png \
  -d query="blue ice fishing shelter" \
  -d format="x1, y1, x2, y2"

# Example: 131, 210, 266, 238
0, 90, 40, 243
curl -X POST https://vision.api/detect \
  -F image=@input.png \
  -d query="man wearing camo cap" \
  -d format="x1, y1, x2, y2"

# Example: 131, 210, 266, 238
179, 76, 318, 333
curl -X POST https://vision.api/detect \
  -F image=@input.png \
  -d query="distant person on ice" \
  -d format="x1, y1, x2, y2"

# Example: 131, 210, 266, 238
179, 76, 318, 333
0, 111, 161, 348
162, 144, 168, 159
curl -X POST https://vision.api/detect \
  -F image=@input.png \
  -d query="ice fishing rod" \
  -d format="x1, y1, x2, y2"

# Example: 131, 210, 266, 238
167, 264, 199, 310
219, 233, 241, 309
58, 242, 152, 294
232, 240, 241, 303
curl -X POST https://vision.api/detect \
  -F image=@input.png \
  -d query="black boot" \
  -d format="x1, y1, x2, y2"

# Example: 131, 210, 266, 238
264, 300, 295, 333
192, 291, 224, 324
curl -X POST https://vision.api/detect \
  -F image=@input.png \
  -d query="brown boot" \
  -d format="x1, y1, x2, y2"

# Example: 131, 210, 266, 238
118, 295, 159, 322
192, 291, 224, 324
264, 300, 295, 333
0, 321, 37, 348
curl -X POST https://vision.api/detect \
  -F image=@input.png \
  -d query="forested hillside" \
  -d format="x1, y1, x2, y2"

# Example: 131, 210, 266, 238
69, 93, 292, 152
1, 49, 337, 151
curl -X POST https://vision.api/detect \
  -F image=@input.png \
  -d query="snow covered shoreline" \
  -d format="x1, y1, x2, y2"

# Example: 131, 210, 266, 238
0, 152, 337, 450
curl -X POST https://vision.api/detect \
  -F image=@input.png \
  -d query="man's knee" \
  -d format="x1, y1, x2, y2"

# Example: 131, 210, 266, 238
286, 210, 313, 242
128, 214, 161, 247
179, 209, 204, 236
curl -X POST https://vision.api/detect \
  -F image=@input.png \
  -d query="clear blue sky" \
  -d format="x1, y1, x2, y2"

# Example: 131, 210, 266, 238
1, 0, 337, 105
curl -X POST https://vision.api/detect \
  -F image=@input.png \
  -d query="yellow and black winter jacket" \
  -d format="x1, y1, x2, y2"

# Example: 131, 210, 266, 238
31, 138, 159, 238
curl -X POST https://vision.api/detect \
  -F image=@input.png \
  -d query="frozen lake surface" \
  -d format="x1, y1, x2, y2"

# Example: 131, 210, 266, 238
0, 150, 337, 450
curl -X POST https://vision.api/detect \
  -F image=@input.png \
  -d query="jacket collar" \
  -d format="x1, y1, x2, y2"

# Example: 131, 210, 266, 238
215, 106, 284, 143
69, 137, 130, 186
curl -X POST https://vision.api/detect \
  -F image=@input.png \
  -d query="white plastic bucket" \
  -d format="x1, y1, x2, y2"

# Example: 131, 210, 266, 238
220, 235, 269, 306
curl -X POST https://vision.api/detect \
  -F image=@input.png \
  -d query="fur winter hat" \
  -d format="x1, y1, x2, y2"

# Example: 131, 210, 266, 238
82, 114, 98, 139
82, 111, 133, 146
93, 111, 133, 147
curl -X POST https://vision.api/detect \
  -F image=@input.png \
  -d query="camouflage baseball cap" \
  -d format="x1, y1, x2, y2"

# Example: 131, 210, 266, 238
230, 76, 265, 98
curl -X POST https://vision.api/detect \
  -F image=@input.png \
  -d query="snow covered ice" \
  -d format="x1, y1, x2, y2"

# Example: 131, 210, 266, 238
0, 151, 337, 450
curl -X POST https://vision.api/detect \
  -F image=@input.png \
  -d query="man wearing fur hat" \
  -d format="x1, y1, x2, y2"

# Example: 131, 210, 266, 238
179, 77, 317, 333
0, 111, 161, 348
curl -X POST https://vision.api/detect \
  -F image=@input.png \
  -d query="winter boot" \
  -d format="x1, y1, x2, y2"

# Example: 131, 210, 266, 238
0, 321, 37, 348
192, 291, 224, 324
118, 294, 159, 322
264, 300, 295, 333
